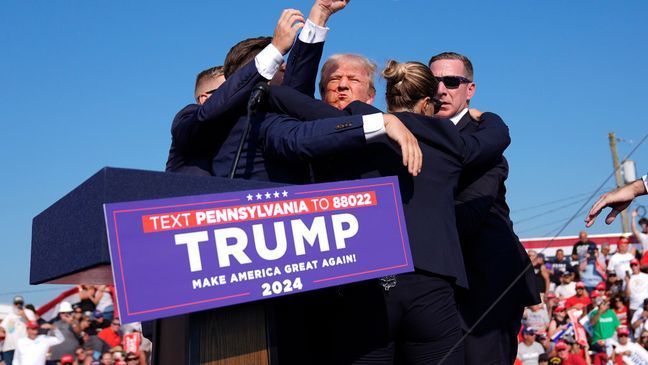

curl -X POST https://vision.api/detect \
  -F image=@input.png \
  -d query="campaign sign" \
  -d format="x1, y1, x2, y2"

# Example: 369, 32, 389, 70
104, 176, 413, 323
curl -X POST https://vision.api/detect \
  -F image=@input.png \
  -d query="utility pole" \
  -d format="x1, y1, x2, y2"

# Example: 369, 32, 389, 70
609, 132, 630, 232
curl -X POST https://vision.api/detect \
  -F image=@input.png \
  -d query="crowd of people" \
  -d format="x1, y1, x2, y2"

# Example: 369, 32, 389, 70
0, 285, 151, 365
518, 215, 648, 365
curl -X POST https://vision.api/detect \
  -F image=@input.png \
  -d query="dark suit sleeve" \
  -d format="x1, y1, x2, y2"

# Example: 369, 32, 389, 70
260, 113, 366, 161
459, 112, 511, 167
455, 157, 508, 237
171, 61, 265, 151
268, 85, 347, 119
282, 39, 324, 97
268, 85, 385, 121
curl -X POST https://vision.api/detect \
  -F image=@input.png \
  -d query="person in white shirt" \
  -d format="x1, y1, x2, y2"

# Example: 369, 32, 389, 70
627, 259, 648, 314
587, 175, 648, 227
517, 328, 546, 365
632, 211, 648, 252
610, 327, 647, 364
0, 296, 36, 364
555, 271, 577, 299
608, 238, 635, 280
13, 322, 64, 365
630, 299, 648, 339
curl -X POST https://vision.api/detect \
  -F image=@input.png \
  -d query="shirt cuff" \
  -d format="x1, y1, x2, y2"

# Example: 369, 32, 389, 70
362, 113, 386, 142
255, 43, 284, 80
298, 19, 329, 43
642, 174, 648, 193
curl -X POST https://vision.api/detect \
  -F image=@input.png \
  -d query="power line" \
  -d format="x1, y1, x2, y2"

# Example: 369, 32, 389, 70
511, 190, 600, 214
514, 196, 592, 225
515, 215, 575, 235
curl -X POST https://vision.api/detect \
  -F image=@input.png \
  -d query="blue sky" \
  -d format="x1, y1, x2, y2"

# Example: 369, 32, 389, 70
1, 0, 646, 306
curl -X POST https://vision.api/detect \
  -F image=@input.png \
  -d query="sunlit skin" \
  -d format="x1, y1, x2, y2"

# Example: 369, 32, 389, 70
195, 74, 226, 105
429, 59, 475, 119
323, 59, 375, 110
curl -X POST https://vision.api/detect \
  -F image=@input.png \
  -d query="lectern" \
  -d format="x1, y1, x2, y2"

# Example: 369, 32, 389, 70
31, 167, 284, 364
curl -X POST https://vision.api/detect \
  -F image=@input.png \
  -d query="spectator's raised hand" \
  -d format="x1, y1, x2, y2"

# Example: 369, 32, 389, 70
383, 114, 423, 176
272, 9, 305, 55
585, 179, 647, 227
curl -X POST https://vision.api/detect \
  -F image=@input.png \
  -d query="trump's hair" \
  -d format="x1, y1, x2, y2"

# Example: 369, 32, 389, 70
318, 54, 377, 97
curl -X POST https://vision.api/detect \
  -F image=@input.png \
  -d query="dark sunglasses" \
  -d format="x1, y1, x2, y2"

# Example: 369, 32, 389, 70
435, 76, 472, 89
126, 358, 138, 361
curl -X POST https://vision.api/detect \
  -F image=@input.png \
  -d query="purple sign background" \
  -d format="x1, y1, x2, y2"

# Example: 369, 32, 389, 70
104, 176, 413, 323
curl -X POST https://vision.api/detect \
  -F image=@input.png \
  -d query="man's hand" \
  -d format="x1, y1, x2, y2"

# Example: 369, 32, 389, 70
599, 300, 610, 312
272, 9, 305, 55
468, 108, 483, 121
309, 0, 349, 26
383, 114, 422, 176
585, 179, 648, 227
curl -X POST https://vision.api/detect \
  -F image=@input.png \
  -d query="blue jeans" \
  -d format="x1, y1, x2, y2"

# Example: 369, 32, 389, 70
2, 350, 14, 365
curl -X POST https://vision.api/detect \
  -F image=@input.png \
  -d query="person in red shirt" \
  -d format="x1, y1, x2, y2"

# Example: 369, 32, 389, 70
556, 341, 587, 365
611, 295, 629, 327
565, 282, 592, 310
98, 318, 122, 348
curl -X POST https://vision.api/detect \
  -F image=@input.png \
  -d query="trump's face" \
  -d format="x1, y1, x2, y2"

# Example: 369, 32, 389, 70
323, 60, 374, 110
429, 59, 475, 119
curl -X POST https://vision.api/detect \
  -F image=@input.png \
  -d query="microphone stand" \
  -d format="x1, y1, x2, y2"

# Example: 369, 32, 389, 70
229, 82, 267, 179
229, 102, 255, 179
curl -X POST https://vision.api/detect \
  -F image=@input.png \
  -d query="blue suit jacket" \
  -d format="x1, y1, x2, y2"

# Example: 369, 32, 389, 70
453, 113, 540, 329
210, 39, 330, 182
266, 86, 510, 288
166, 39, 325, 176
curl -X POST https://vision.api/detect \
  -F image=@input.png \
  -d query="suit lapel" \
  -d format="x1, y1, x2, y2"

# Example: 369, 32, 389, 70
456, 112, 475, 132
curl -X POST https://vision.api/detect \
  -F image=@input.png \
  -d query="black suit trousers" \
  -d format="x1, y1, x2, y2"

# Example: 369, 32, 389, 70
309, 273, 464, 365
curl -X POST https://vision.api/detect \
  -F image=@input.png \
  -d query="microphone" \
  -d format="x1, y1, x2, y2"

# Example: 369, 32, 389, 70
247, 82, 269, 113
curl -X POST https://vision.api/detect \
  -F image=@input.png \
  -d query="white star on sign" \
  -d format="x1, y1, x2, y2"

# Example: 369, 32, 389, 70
282, 190, 288, 197
256, 193, 262, 200
273, 191, 280, 198
246, 194, 253, 201
265, 192, 271, 199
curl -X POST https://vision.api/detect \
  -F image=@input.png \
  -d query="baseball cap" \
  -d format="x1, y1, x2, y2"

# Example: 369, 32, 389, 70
93, 310, 104, 319
13, 295, 24, 304
618, 327, 630, 336
26, 321, 39, 329
523, 327, 536, 335
58, 301, 73, 313
60, 354, 74, 364
555, 341, 569, 350
618, 237, 630, 245
554, 305, 566, 312
576, 282, 586, 289
591, 290, 602, 298
595, 282, 606, 291
549, 357, 563, 365
631, 259, 640, 265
